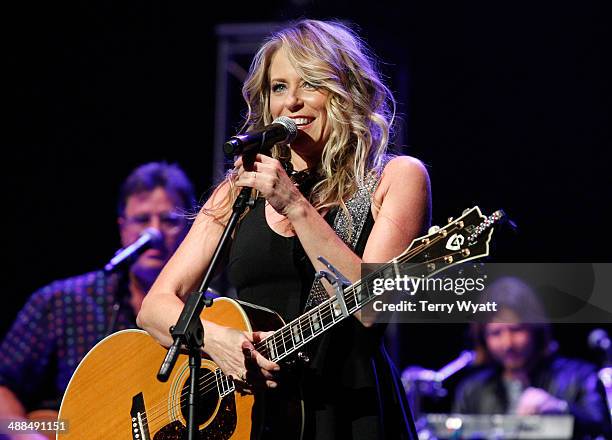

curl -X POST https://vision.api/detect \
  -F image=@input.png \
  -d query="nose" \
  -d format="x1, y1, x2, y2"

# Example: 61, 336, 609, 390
143, 217, 166, 246
148, 215, 162, 231
284, 87, 303, 112
498, 329, 513, 349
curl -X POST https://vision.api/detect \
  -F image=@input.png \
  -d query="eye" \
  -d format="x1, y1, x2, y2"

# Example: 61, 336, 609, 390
160, 212, 183, 228
302, 81, 317, 90
130, 214, 151, 225
485, 328, 501, 338
271, 82, 286, 93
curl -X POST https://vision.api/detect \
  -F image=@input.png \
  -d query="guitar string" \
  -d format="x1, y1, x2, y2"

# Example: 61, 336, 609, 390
253, 227, 460, 357
143, 249, 462, 432
139, 228, 465, 429
139, 246, 439, 429
236, 222, 456, 365
142, 248, 462, 432
142, 213, 495, 430
140, 236, 461, 429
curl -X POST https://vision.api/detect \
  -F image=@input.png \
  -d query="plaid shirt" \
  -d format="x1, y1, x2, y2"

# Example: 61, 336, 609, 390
0, 270, 136, 411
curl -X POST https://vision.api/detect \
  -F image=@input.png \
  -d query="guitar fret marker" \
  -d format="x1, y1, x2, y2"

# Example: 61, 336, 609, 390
311, 311, 321, 331
292, 324, 301, 343
267, 339, 276, 360
332, 301, 343, 317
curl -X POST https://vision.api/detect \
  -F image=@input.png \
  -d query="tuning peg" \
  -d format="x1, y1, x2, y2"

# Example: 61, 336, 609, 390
447, 217, 454, 223
428, 225, 440, 234
463, 208, 471, 215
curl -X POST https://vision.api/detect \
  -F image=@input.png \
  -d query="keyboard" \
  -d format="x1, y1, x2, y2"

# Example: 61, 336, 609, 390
420, 413, 574, 439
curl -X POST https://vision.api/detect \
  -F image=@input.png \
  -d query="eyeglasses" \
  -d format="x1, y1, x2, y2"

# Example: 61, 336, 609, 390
122, 212, 186, 233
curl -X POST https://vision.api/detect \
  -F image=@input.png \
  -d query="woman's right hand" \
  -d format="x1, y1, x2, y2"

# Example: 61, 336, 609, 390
205, 323, 280, 391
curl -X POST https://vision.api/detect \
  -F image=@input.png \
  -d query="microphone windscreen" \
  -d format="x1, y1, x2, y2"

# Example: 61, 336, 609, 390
272, 116, 298, 143
588, 328, 610, 350
141, 227, 163, 247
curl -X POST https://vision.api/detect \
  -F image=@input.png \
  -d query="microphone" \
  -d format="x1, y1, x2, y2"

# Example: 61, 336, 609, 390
401, 350, 476, 401
223, 116, 298, 157
589, 329, 612, 362
104, 227, 163, 273
436, 350, 476, 382
401, 351, 475, 387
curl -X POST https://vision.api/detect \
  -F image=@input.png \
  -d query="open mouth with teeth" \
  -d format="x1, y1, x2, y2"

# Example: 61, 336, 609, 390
291, 117, 315, 127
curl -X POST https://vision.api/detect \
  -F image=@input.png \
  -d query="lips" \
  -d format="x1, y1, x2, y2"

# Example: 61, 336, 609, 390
142, 248, 164, 260
289, 116, 315, 127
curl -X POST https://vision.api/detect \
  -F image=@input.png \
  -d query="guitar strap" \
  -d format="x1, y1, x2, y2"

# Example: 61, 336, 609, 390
304, 158, 389, 310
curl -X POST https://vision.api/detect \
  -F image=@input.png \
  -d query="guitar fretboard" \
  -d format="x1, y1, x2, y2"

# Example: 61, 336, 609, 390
208, 207, 500, 397
254, 208, 502, 363
257, 257, 427, 363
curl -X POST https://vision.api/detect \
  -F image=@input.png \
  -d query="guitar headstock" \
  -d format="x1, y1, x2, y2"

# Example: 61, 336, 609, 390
398, 207, 505, 276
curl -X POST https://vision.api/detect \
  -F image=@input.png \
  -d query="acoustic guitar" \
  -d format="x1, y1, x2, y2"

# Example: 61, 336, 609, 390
57, 207, 504, 439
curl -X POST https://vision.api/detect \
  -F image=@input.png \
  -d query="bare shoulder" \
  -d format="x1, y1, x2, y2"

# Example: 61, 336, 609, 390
378, 155, 430, 194
368, 155, 432, 255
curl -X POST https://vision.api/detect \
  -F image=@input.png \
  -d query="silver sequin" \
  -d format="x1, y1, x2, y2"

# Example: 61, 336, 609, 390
305, 162, 387, 309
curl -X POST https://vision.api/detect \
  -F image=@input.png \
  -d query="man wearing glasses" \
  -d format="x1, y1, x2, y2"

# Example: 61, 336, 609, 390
0, 162, 196, 440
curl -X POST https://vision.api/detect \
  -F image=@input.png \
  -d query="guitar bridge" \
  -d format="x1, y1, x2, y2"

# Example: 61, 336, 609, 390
130, 392, 151, 440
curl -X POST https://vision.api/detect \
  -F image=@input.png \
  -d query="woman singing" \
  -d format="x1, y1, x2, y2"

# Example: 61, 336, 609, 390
138, 19, 431, 439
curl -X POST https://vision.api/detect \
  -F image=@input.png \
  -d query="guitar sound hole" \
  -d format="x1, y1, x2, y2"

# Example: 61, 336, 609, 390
179, 368, 219, 426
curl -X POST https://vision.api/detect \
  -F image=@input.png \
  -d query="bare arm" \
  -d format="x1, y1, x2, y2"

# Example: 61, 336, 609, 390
137, 183, 230, 345
137, 182, 279, 387
291, 156, 430, 275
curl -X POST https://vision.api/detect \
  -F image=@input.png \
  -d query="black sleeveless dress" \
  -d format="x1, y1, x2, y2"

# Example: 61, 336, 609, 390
227, 197, 417, 440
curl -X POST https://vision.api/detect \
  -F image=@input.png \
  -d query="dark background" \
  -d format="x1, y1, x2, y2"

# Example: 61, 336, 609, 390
3, 1, 611, 412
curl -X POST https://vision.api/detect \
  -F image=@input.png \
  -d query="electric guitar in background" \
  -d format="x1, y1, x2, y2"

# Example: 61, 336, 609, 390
57, 207, 505, 439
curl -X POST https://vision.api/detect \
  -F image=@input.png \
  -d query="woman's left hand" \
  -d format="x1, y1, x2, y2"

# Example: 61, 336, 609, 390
234, 154, 304, 216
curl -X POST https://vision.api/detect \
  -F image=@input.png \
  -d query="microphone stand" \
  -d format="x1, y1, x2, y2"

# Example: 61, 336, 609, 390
156, 186, 253, 440
103, 227, 162, 336
402, 351, 475, 432
103, 258, 129, 337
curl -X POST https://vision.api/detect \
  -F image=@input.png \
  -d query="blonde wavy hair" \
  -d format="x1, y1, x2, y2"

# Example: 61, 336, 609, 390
211, 19, 396, 222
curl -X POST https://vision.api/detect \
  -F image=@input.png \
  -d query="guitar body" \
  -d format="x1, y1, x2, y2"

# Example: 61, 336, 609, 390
57, 207, 502, 440
57, 297, 302, 440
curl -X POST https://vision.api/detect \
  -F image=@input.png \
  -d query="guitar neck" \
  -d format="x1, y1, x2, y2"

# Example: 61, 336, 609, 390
256, 257, 428, 363
255, 207, 503, 363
